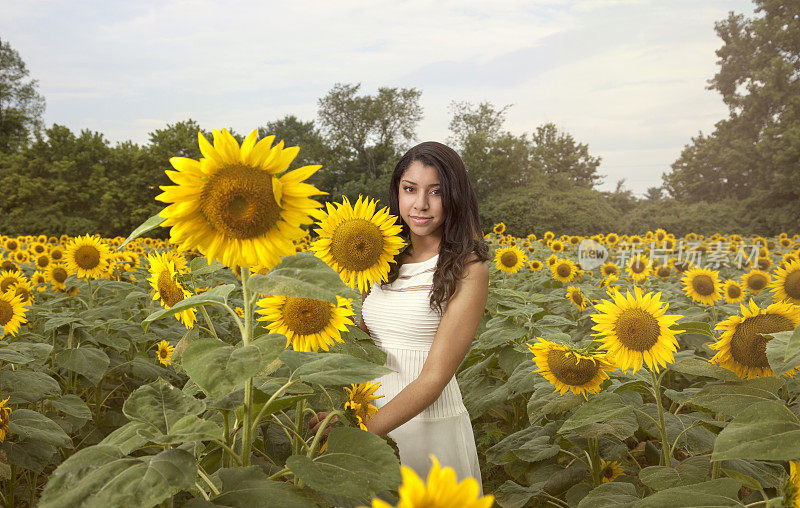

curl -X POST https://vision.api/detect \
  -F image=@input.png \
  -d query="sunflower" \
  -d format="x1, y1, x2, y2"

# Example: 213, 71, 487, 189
255, 294, 355, 352
494, 246, 527, 274
46, 264, 70, 291
0, 271, 25, 294
156, 129, 328, 270
13, 250, 29, 265
590, 286, 684, 373
31, 271, 48, 292
723, 280, 746, 304
359, 454, 494, 508
543, 231, 555, 241
527, 338, 616, 399
0, 396, 10, 442
551, 258, 579, 284
493, 222, 506, 235
0, 290, 29, 337
783, 461, 799, 508
682, 267, 723, 306
529, 259, 543, 271
600, 262, 619, 278
0, 259, 16, 273
600, 459, 624, 483
29, 241, 46, 255
708, 299, 800, 379
34, 253, 50, 270
547, 254, 558, 267
742, 269, 771, 295
2, 238, 18, 252
770, 259, 800, 305
344, 381, 385, 430
156, 340, 175, 366
654, 264, 672, 280
566, 286, 588, 311
64, 234, 112, 279
625, 254, 651, 284
549, 240, 565, 253
11, 280, 35, 306
147, 253, 196, 329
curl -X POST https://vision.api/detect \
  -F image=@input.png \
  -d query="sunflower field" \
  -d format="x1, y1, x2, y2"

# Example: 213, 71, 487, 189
0, 130, 799, 507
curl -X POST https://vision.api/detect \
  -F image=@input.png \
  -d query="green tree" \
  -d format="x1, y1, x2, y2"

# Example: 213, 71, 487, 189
530, 123, 603, 188
0, 38, 46, 152
447, 100, 512, 149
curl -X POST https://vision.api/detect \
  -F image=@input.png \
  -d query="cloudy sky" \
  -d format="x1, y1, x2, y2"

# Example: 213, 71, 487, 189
3, 0, 754, 196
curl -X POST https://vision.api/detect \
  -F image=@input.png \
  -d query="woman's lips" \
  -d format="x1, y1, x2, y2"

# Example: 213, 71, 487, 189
410, 216, 432, 225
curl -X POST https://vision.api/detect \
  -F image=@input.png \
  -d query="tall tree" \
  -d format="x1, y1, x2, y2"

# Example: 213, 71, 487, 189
530, 123, 603, 188
316, 83, 423, 179
0, 38, 45, 152
447, 100, 512, 149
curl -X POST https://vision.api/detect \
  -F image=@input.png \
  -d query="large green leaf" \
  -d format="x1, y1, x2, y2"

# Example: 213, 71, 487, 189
577, 482, 639, 508
54, 347, 110, 385
634, 478, 743, 507
136, 414, 223, 445
142, 284, 236, 332
118, 213, 165, 250
639, 456, 710, 491
190, 256, 226, 275
39, 445, 196, 507
765, 325, 800, 376
712, 401, 800, 461
683, 377, 783, 417
49, 394, 92, 420
99, 421, 150, 455
207, 466, 318, 507
10, 409, 73, 448
122, 378, 205, 435
247, 252, 352, 304
182, 334, 286, 398
559, 392, 630, 433
280, 350, 394, 386
0, 370, 61, 404
286, 427, 401, 499
668, 357, 740, 381
1, 439, 57, 473
493, 480, 545, 508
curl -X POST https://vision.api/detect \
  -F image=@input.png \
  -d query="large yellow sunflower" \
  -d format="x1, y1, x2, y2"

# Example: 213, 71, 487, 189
46, 264, 70, 292
723, 280, 746, 304
770, 259, 800, 305
529, 259, 543, 271
255, 294, 355, 352
31, 271, 48, 292
626, 254, 652, 284
11, 280, 35, 306
147, 253, 196, 329
64, 234, 112, 279
344, 381, 385, 430
0, 290, 29, 337
527, 338, 616, 399
359, 454, 494, 508
590, 286, 684, 373
708, 299, 800, 379
681, 267, 723, 306
494, 246, 527, 274
566, 286, 588, 311
0, 271, 25, 294
551, 258, 579, 284
156, 129, 328, 270
308, 195, 405, 294
600, 262, 619, 278
742, 268, 771, 295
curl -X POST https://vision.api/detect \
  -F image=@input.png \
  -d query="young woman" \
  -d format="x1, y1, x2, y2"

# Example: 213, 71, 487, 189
312, 141, 490, 491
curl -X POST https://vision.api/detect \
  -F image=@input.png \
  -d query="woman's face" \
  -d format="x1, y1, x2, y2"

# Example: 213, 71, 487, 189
398, 160, 445, 240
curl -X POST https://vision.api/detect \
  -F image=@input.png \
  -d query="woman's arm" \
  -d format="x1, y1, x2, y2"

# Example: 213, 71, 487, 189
365, 257, 489, 437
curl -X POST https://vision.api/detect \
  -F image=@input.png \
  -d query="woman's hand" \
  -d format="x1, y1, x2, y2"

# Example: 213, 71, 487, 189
308, 411, 338, 437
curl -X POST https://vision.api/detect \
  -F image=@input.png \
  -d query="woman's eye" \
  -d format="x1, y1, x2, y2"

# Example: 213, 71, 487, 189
403, 186, 414, 192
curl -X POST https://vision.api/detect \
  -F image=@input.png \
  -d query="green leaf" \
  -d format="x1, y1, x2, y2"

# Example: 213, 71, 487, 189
208, 466, 318, 507
712, 401, 800, 461
634, 478, 743, 507
577, 482, 639, 508
49, 395, 92, 420
190, 256, 226, 275
54, 347, 110, 385
142, 284, 236, 332
39, 445, 196, 507
684, 377, 783, 417
182, 334, 286, 398
511, 435, 560, 463
493, 480, 545, 508
118, 213, 165, 250
285, 426, 401, 499
334, 328, 388, 366
671, 321, 713, 336
720, 468, 762, 490
247, 252, 353, 304
476, 319, 528, 350
1, 439, 57, 473
0, 346, 33, 364
99, 421, 150, 455
559, 392, 630, 433
0, 370, 61, 404
765, 325, 800, 377
719, 459, 785, 489
10, 409, 73, 448
668, 357, 740, 381
136, 414, 222, 445
5, 342, 52, 365
122, 378, 205, 435
639, 456, 710, 490
280, 350, 394, 386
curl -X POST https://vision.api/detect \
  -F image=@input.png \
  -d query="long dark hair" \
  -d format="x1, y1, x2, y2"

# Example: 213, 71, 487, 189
381, 141, 489, 316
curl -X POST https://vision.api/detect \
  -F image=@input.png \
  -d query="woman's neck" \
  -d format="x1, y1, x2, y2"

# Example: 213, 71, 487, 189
406, 230, 441, 259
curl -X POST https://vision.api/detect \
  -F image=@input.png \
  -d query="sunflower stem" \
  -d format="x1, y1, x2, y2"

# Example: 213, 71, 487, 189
307, 410, 343, 458
199, 305, 219, 341
250, 376, 298, 437
650, 368, 671, 467
240, 267, 254, 467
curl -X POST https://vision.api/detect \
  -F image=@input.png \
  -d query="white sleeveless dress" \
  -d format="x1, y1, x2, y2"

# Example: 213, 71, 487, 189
361, 253, 483, 494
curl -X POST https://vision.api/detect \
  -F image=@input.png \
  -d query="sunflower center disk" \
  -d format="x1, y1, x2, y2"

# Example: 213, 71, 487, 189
199, 164, 281, 240
75, 245, 101, 270
632, 261, 646, 273
657, 267, 670, 277
572, 293, 583, 306
692, 275, 715, 296
785, 271, 800, 299
500, 252, 518, 268
157, 271, 185, 307
727, 285, 741, 298
0, 301, 12, 326
730, 314, 795, 368
748, 275, 767, 291
15, 288, 30, 301
52, 268, 68, 284
614, 309, 661, 352
0, 279, 16, 293
330, 218, 385, 271
556, 264, 571, 278
547, 349, 599, 386
281, 297, 332, 335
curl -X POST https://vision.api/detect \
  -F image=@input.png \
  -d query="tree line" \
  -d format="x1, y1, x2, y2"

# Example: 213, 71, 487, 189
1, 0, 797, 238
